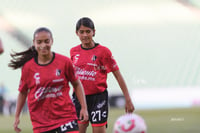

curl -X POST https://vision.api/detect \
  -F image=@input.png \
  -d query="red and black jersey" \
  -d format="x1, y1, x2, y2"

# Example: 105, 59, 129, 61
18, 53, 78, 133
70, 44, 119, 95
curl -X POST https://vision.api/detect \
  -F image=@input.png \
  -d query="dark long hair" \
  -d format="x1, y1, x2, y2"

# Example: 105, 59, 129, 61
8, 27, 52, 69
76, 17, 95, 36
8, 46, 37, 69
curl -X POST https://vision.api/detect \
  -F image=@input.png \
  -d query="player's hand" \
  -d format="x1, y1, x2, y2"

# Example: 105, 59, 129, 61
125, 99, 135, 113
79, 108, 89, 122
14, 118, 21, 133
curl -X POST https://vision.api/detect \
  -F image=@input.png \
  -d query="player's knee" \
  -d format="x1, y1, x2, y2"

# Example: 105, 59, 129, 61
78, 122, 89, 129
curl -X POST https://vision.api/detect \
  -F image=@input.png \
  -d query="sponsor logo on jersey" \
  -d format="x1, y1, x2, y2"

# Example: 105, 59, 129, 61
75, 67, 96, 81
34, 73, 40, 85
87, 63, 97, 67
76, 67, 96, 76
34, 85, 63, 101
52, 78, 64, 83
87, 63, 106, 71
73, 54, 80, 64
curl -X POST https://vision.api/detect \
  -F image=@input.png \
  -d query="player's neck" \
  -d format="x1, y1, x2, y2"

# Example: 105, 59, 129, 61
82, 42, 95, 49
38, 52, 53, 65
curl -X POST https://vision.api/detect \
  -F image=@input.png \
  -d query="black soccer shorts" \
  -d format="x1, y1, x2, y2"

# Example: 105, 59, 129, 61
72, 89, 108, 127
42, 120, 79, 133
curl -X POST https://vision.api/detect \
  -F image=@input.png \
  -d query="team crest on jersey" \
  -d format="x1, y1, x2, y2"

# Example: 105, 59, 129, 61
91, 55, 97, 61
56, 69, 61, 76
34, 73, 40, 85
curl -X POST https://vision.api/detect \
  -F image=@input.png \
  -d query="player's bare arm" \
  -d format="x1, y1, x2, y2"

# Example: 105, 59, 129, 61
0, 39, 4, 54
14, 92, 27, 133
112, 70, 135, 113
72, 79, 88, 122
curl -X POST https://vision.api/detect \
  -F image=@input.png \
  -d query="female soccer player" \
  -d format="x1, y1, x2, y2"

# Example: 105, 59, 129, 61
0, 38, 4, 55
70, 17, 135, 133
9, 27, 88, 133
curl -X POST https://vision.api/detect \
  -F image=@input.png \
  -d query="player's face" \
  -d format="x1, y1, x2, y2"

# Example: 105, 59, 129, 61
76, 25, 95, 46
33, 31, 53, 57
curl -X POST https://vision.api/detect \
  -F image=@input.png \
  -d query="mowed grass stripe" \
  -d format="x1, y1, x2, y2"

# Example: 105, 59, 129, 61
0, 107, 199, 133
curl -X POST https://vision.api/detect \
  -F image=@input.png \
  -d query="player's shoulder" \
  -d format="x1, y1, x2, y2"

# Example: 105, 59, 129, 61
96, 44, 112, 54
24, 58, 34, 67
54, 52, 70, 61
96, 43, 109, 49
22, 58, 35, 71
70, 44, 81, 52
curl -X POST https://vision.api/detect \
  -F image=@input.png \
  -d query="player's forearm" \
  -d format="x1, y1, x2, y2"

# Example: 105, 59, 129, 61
15, 92, 27, 118
72, 80, 87, 110
0, 40, 4, 54
113, 70, 132, 101
0, 46, 3, 54
0, 49, 3, 54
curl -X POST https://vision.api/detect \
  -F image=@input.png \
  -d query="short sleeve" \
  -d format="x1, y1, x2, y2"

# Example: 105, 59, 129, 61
18, 66, 29, 92
65, 58, 78, 82
102, 48, 119, 73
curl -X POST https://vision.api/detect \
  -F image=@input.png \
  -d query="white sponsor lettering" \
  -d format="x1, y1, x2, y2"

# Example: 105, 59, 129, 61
52, 78, 64, 83
34, 85, 63, 101
87, 63, 97, 66
75, 67, 97, 81
76, 69, 96, 76
79, 76, 95, 81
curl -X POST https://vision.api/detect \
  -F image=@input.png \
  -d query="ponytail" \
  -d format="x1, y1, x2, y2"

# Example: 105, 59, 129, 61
8, 46, 37, 69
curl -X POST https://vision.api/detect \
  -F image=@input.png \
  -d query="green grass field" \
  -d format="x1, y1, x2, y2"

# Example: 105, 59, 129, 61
0, 107, 200, 133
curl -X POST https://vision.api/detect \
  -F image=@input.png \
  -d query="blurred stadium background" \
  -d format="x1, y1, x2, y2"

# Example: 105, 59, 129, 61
0, 0, 200, 132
